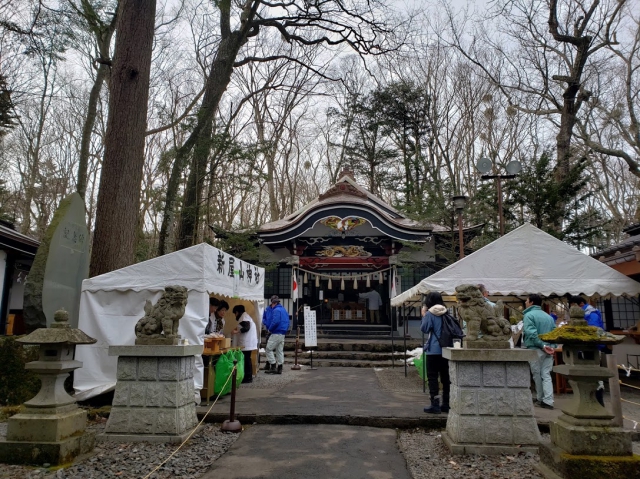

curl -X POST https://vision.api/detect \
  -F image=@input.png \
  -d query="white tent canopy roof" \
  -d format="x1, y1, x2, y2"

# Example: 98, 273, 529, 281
391, 223, 640, 306
82, 242, 264, 299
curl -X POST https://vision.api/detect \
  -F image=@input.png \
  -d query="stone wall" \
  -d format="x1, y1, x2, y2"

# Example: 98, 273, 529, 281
105, 355, 197, 437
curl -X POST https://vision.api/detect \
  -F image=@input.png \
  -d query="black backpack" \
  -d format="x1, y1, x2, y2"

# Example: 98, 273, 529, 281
434, 313, 465, 348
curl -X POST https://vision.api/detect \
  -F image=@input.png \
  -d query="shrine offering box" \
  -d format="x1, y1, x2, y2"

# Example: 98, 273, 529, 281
223, 338, 231, 349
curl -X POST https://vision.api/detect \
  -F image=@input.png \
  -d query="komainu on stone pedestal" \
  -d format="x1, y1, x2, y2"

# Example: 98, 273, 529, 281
135, 285, 187, 345
455, 284, 510, 348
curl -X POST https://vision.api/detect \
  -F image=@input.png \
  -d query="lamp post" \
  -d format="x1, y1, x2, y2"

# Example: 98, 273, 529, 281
476, 157, 521, 236
451, 195, 467, 260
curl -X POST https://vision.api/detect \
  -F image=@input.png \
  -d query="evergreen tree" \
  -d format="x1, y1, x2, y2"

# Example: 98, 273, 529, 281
0, 73, 15, 138
505, 153, 607, 249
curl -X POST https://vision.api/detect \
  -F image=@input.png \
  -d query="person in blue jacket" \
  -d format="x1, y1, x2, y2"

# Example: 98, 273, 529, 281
420, 292, 451, 414
262, 295, 289, 374
569, 295, 606, 406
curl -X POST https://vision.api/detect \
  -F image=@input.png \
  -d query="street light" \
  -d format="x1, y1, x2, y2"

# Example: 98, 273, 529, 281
476, 157, 521, 236
451, 195, 467, 260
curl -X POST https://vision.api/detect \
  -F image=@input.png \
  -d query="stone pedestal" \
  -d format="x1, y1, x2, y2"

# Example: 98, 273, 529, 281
441, 348, 540, 455
536, 342, 640, 478
0, 308, 98, 466
102, 344, 203, 443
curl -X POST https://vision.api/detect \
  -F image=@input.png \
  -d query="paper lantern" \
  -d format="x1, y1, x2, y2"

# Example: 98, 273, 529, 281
366, 275, 371, 288
315, 275, 320, 287
340, 278, 345, 290
379, 272, 384, 284
328, 278, 332, 289
353, 278, 358, 289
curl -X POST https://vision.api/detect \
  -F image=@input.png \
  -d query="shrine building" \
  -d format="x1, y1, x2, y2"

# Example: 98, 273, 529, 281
255, 171, 481, 333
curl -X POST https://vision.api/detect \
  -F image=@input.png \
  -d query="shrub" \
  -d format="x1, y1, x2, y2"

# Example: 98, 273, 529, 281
0, 336, 41, 405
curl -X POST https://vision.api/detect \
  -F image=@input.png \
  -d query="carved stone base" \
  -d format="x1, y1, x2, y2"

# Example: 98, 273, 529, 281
0, 430, 96, 466
537, 441, 640, 479
442, 348, 540, 455
102, 345, 202, 442
550, 418, 633, 456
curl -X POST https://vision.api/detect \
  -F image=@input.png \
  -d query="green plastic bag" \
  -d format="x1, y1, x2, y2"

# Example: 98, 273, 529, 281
414, 353, 428, 380
214, 351, 245, 395
232, 349, 245, 386
214, 352, 234, 395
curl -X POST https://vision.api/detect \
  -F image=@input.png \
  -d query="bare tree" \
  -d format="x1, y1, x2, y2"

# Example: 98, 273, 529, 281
446, 0, 626, 180
158, 0, 399, 254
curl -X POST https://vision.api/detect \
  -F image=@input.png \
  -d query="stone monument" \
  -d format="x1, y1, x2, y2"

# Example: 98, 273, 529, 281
23, 192, 90, 330
442, 284, 539, 455
536, 306, 640, 479
102, 286, 202, 443
0, 309, 97, 465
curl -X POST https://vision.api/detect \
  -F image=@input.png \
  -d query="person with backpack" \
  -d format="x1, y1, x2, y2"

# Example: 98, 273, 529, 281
420, 292, 452, 414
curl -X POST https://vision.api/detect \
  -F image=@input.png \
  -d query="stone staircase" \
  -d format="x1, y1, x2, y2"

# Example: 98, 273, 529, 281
260, 337, 422, 368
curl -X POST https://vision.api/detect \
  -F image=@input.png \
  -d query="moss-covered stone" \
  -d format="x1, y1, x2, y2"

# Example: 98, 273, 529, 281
539, 325, 624, 345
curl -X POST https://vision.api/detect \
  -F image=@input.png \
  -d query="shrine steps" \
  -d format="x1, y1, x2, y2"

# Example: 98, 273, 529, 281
260, 338, 422, 368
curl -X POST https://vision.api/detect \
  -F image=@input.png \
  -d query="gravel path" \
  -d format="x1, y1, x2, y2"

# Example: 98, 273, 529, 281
398, 430, 543, 479
0, 420, 239, 479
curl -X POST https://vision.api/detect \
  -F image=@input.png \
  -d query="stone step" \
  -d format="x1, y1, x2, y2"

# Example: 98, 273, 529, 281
293, 358, 400, 368
283, 350, 410, 361
262, 340, 422, 353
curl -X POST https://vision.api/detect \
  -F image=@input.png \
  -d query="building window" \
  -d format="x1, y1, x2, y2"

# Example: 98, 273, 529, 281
398, 266, 436, 292
264, 267, 292, 298
598, 296, 640, 330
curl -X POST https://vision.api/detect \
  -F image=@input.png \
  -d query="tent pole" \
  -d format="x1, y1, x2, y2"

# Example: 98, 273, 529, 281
391, 306, 395, 369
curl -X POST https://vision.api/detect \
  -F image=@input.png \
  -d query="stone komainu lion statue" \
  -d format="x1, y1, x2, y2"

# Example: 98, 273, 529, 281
135, 285, 188, 340
455, 284, 511, 341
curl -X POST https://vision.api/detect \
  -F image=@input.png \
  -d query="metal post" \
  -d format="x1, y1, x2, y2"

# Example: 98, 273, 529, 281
391, 306, 395, 369
422, 329, 426, 393
403, 305, 407, 378
457, 210, 464, 259
292, 334, 301, 371
221, 360, 242, 432
309, 349, 317, 370
295, 326, 303, 354
497, 176, 504, 236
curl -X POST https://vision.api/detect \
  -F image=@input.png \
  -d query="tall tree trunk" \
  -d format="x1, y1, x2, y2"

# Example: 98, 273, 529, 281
77, 63, 109, 199
89, 0, 156, 277
175, 120, 212, 250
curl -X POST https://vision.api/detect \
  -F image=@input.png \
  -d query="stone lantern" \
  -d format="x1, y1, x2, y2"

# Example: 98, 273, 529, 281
537, 306, 640, 478
0, 309, 97, 465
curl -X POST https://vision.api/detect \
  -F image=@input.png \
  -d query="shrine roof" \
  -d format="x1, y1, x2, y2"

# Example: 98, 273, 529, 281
258, 173, 446, 234
0, 220, 40, 256
256, 172, 482, 244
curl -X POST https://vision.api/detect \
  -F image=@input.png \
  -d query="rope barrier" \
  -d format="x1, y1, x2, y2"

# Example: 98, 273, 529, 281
620, 397, 640, 407
619, 380, 640, 391
142, 365, 238, 479
618, 364, 640, 374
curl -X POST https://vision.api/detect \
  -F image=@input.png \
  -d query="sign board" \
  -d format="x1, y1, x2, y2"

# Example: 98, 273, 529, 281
303, 306, 317, 347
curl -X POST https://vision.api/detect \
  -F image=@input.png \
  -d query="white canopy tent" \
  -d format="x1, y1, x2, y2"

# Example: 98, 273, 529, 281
391, 223, 640, 306
74, 243, 265, 400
